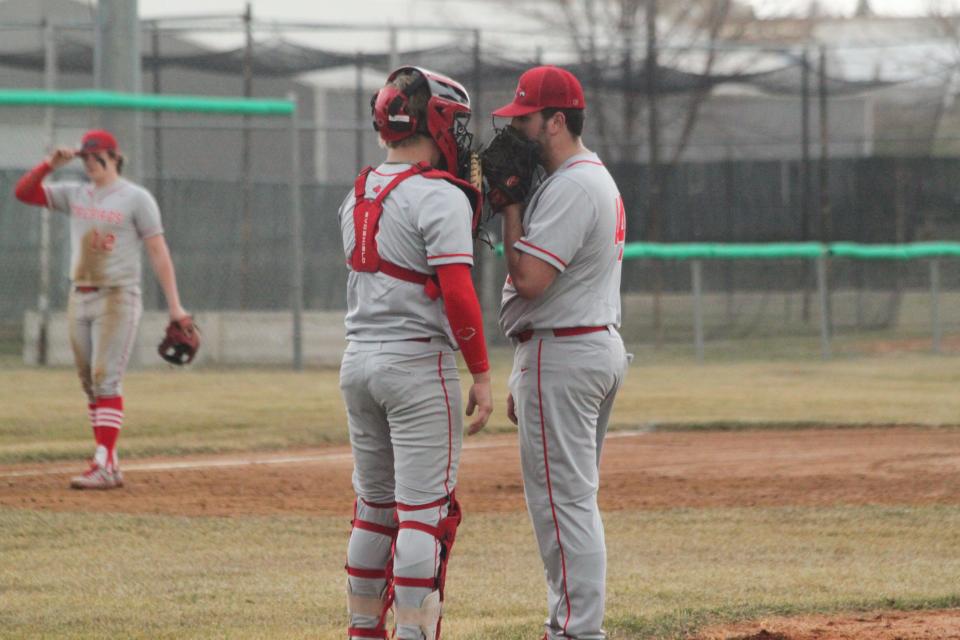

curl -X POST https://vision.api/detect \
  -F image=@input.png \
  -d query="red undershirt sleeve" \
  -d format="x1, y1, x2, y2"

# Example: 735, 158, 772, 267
14, 161, 51, 207
436, 263, 490, 375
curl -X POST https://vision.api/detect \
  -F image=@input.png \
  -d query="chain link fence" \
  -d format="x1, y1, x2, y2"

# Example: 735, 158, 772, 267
3, 10, 960, 365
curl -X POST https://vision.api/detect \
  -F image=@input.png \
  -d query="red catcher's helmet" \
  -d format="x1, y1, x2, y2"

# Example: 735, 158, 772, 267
371, 66, 473, 177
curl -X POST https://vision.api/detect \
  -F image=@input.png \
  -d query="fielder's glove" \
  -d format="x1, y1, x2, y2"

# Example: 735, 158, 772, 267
478, 126, 540, 212
158, 316, 201, 365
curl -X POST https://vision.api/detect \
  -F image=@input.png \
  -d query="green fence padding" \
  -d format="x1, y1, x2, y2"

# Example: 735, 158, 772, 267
0, 90, 295, 116
496, 241, 960, 260
623, 242, 825, 260
829, 241, 960, 260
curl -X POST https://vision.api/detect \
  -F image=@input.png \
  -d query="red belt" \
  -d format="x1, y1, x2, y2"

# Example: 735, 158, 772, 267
514, 326, 608, 343
75, 286, 100, 293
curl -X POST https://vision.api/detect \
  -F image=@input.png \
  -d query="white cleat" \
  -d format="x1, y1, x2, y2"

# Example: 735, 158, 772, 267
69, 463, 120, 490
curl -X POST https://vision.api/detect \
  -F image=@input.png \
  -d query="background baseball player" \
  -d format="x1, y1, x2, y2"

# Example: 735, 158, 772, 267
483, 65, 629, 640
14, 129, 192, 490
337, 66, 492, 640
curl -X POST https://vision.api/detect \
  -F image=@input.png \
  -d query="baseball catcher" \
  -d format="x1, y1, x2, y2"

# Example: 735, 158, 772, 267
338, 66, 493, 640
158, 316, 200, 365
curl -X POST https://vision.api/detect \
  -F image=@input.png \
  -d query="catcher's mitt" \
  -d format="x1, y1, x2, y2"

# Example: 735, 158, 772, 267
158, 316, 200, 365
478, 126, 540, 211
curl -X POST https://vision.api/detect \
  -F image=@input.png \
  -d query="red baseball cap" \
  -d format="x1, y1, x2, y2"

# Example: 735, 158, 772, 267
77, 129, 119, 154
492, 65, 586, 118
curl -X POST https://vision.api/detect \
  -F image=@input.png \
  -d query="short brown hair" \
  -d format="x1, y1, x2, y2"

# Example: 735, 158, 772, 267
541, 107, 584, 137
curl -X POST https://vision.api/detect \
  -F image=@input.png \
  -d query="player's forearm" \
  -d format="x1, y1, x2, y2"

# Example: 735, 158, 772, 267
500, 205, 555, 299
14, 161, 51, 207
436, 264, 490, 375
501, 204, 525, 279
146, 237, 186, 318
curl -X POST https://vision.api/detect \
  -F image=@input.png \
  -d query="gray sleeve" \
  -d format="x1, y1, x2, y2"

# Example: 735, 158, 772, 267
515, 176, 595, 272
417, 185, 474, 268
42, 182, 79, 214
132, 188, 164, 239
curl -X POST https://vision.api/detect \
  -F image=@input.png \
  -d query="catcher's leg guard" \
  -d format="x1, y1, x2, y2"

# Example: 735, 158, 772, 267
346, 498, 398, 639
393, 493, 462, 640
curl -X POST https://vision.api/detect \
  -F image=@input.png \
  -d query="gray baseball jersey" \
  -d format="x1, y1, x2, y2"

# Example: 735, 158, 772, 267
44, 178, 163, 287
338, 163, 475, 344
501, 151, 629, 640
499, 152, 625, 337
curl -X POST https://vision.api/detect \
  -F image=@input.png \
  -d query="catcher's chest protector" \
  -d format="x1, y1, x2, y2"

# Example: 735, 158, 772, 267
350, 162, 481, 299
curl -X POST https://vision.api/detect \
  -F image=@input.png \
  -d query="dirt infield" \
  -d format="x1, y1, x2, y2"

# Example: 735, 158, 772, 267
3, 426, 960, 639
2, 427, 960, 517
694, 609, 960, 639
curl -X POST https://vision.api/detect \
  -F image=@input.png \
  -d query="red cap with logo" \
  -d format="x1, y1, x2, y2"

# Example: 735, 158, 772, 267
77, 129, 119, 155
492, 65, 585, 118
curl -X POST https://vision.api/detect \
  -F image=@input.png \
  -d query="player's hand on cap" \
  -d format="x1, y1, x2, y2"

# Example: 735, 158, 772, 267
47, 147, 75, 170
506, 392, 518, 426
466, 373, 493, 435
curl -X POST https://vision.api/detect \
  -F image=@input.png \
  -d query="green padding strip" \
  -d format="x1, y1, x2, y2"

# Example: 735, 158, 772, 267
829, 242, 960, 260
623, 243, 824, 260
495, 241, 960, 260
0, 90, 295, 115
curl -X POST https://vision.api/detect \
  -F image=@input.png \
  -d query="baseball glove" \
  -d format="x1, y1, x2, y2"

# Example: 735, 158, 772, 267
158, 316, 200, 366
478, 126, 540, 211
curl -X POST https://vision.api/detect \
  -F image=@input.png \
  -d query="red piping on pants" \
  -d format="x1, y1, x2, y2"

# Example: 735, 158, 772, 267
537, 339, 572, 633
437, 352, 453, 497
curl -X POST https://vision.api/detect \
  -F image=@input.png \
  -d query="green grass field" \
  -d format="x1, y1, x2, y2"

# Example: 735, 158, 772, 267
1, 350, 958, 464
2, 352, 960, 638
2, 506, 959, 639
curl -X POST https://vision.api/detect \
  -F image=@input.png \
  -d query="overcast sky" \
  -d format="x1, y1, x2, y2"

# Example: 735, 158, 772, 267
136, 0, 947, 22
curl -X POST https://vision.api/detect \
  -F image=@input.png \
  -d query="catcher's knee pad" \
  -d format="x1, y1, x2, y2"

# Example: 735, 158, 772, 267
393, 493, 462, 640
346, 498, 399, 639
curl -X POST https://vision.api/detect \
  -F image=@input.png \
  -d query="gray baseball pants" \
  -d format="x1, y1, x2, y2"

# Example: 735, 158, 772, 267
340, 338, 463, 640
509, 328, 628, 640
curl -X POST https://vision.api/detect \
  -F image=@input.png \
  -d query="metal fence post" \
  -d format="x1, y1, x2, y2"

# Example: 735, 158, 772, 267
930, 258, 942, 355
38, 20, 57, 366
692, 259, 704, 362
816, 253, 832, 359
288, 93, 304, 371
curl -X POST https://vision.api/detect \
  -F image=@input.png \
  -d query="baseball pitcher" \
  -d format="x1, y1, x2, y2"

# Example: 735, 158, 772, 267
336, 66, 493, 640
482, 65, 630, 640
13, 129, 196, 490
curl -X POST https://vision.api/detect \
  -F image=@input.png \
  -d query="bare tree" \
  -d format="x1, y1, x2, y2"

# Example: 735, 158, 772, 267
512, 0, 756, 164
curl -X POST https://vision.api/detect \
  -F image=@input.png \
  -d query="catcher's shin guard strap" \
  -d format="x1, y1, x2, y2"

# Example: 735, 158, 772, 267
395, 495, 449, 511
346, 565, 389, 580
352, 518, 399, 539
395, 590, 442, 640
394, 575, 438, 589
347, 627, 389, 639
